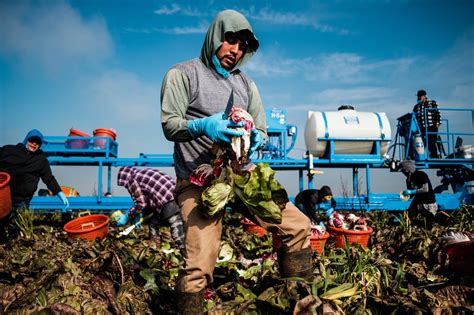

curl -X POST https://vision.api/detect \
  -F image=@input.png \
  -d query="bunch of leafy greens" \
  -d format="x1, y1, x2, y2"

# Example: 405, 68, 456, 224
201, 163, 287, 224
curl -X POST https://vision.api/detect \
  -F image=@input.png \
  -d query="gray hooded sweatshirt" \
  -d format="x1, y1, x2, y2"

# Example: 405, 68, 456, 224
161, 10, 267, 180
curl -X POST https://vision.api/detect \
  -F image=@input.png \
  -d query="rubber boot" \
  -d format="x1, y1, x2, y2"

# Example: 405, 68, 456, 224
175, 289, 204, 315
61, 209, 74, 225
277, 247, 313, 280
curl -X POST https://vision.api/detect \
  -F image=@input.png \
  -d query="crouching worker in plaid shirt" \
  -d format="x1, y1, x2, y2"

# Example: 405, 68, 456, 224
116, 166, 185, 253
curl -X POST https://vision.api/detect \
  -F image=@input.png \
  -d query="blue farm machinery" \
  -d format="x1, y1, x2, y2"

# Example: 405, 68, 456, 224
29, 107, 473, 212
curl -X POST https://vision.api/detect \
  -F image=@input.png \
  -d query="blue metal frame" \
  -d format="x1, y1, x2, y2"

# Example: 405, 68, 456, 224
29, 108, 473, 212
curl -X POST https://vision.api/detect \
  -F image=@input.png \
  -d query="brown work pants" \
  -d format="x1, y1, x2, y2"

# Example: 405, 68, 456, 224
174, 178, 311, 293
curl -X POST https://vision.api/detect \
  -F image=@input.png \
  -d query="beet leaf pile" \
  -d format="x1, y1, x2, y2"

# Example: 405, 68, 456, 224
1, 205, 472, 314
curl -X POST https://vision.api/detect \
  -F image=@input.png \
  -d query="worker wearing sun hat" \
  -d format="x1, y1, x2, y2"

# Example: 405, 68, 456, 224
0, 129, 69, 241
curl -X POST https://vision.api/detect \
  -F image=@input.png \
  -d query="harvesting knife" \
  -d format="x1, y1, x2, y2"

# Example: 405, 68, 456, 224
119, 212, 154, 236
222, 90, 234, 119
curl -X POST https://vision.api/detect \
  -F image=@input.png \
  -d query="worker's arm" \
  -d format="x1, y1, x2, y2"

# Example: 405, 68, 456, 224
127, 179, 147, 217
116, 179, 147, 227
246, 81, 268, 142
403, 183, 429, 196
40, 159, 62, 195
160, 68, 194, 142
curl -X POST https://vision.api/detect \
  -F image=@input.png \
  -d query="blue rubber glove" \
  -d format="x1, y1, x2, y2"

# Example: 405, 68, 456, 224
325, 207, 335, 217
116, 213, 129, 227
402, 189, 416, 196
132, 212, 143, 228
57, 191, 69, 209
318, 202, 331, 210
248, 128, 264, 158
188, 112, 244, 143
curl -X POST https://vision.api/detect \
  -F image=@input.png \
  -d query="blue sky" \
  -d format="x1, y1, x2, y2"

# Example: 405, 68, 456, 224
1, 0, 473, 197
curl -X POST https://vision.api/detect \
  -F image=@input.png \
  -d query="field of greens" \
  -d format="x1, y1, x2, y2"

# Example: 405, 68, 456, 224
1, 206, 473, 314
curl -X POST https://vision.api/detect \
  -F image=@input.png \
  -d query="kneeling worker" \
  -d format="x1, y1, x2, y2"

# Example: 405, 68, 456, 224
115, 166, 185, 253
294, 186, 336, 223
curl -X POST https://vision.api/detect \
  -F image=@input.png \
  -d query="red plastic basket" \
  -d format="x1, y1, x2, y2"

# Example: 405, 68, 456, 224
273, 232, 330, 254
326, 225, 373, 248
63, 212, 110, 241
0, 172, 12, 219
241, 219, 266, 237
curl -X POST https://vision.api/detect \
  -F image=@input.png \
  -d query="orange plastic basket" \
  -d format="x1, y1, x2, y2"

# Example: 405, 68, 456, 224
93, 128, 117, 149
241, 219, 266, 237
0, 172, 12, 219
309, 232, 330, 253
66, 128, 91, 149
63, 212, 110, 241
326, 225, 373, 248
273, 232, 330, 254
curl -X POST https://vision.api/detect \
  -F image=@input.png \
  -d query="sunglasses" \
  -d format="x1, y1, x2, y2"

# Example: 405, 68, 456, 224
224, 33, 248, 52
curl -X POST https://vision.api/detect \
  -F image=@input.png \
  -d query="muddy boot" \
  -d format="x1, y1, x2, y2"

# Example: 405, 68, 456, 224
277, 247, 313, 280
175, 289, 204, 315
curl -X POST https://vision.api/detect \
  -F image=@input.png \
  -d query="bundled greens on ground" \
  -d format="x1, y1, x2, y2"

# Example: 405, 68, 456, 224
1, 206, 473, 314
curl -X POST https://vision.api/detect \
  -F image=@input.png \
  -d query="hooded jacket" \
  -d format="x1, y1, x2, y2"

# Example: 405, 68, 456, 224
294, 187, 337, 222
0, 129, 61, 204
161, 10, 267, 180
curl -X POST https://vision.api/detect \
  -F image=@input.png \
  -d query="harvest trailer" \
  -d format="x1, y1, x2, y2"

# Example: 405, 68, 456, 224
30, 107, 473, 212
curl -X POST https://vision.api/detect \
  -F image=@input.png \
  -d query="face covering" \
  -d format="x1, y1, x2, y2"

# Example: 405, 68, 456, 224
212, 54, 230, 78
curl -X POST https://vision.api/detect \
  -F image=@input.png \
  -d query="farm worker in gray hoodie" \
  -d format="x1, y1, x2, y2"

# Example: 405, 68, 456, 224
161, 9, 311, 313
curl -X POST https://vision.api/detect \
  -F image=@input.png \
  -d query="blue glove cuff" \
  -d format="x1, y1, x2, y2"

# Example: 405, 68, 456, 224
325, 208, 334, 217
318, 202, 331, 210
57, 191, 69, 209
188, 119, 202, 138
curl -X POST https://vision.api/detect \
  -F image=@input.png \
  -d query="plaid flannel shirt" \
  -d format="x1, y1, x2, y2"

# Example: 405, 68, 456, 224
117, 166, 175, 217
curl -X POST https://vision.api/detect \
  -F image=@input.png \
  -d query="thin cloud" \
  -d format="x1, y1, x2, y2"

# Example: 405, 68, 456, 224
154, 3, 181, 15
125, 22, 209, 35
0, 1, 113, 74
246, 50, 415, 85
154, 4, 202, 17
242, 6, 349, 35
155, 22, 209, 35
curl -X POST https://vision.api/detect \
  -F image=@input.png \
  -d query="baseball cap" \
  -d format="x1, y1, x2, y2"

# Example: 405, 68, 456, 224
417, 90, 427, 98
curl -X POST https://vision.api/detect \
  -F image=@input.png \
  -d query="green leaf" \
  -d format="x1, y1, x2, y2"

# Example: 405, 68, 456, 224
321, 283, 358, 300
139, 269, 159, 293
201, 182, 234, 217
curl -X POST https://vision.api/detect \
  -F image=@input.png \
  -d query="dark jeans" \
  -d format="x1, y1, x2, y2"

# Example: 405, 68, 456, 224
408, 201, 436, 229
423, 126, 439, 158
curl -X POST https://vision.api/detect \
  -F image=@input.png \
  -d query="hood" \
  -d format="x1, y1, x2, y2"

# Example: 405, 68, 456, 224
318, 185, 334, 203
117, 166, 135, 188
200, 9, 259, 71
22, 129, 44, 146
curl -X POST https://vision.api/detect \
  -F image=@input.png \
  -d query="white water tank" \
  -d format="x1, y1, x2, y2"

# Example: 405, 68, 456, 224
304, 108, 391, 157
